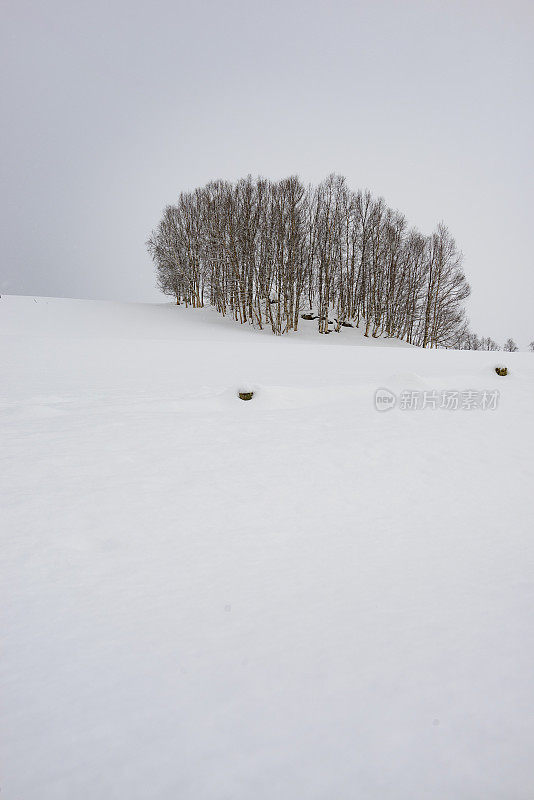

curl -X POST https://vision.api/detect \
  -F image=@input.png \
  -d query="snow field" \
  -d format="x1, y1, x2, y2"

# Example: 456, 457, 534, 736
1, 295, 533, 799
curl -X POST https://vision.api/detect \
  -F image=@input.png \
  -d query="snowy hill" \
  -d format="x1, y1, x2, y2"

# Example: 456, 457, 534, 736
2, 295, 534, 799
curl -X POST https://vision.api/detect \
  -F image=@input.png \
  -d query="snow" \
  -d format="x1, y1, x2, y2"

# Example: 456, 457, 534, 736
1, 294, 533, 799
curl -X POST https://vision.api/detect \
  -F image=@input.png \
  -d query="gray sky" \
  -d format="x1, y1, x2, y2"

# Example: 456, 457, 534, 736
2, 0, 533, 344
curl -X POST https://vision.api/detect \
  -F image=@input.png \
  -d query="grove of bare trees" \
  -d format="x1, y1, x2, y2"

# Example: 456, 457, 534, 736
148, 174, 472, 347
456, 333, 501, 351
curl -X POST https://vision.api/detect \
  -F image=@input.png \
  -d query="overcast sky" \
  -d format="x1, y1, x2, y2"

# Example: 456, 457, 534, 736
2, 0, 533, 344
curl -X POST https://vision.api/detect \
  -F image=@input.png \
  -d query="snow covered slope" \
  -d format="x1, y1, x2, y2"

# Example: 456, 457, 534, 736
2, 295, 533, 800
